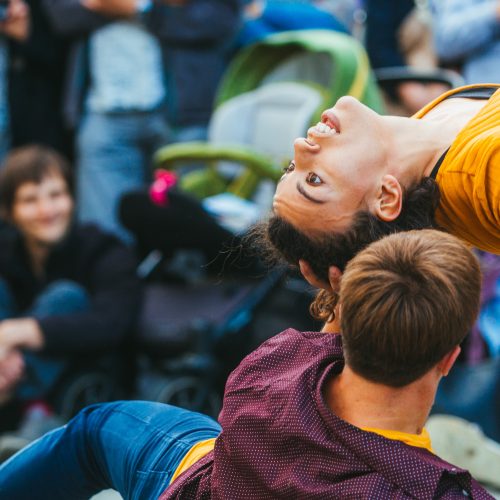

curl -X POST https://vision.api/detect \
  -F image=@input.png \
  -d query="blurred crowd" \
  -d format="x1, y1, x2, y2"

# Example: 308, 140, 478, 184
0, 0, 498, 473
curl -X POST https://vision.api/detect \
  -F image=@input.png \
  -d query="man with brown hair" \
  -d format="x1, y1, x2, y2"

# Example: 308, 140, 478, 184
0, 230, 493, 499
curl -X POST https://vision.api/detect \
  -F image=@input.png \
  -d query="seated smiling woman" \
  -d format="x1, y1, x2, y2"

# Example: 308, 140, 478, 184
0, 145, 140, 433
268, 83, 500, 299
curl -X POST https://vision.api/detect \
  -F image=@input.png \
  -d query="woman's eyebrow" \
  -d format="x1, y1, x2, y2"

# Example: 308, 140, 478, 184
296, 182, 325, 204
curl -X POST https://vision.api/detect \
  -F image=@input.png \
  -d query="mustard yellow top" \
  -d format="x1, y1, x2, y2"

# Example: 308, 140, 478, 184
414, 83, 500, 254
169, 437, 217, 485
361, 426, 434, 453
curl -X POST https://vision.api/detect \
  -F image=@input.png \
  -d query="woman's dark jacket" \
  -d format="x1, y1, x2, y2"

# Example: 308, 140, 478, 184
0, 223, 141, 356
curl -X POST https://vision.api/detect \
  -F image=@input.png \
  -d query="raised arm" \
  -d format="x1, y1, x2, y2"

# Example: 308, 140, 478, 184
42, 0, 109, 36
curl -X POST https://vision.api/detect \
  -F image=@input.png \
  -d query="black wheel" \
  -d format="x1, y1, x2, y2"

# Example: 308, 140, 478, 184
153, 375, 221, 417
55, 371, 118, 420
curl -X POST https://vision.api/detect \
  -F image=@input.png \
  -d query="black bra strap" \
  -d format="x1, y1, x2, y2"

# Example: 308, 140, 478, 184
428, 86, 497, 179
445, 86, 498, 100
430, 148, 450, 180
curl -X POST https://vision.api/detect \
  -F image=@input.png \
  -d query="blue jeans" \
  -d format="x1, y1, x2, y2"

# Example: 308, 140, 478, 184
77, 109, 172, 242
0, 401, 222, 500
0, 279, 90, 400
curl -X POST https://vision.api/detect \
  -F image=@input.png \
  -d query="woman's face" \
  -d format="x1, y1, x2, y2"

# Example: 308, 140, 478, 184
273, 96, 389, 235
11, 173, 73, 247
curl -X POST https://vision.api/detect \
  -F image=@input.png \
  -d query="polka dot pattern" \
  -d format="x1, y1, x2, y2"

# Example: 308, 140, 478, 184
161, 329, 492, 499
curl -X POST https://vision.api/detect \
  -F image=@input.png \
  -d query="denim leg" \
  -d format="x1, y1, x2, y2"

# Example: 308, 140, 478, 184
77, 112, 148, 242
77, 110, 171, 242
29, 280, 89, 318
0, 401, 222, 500
17, 281, 90, 401
0, 278, 17, 320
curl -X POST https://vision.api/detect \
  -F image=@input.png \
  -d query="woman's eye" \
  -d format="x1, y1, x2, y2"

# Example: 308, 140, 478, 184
306, 172, 322, 185
282, 161, 295, 174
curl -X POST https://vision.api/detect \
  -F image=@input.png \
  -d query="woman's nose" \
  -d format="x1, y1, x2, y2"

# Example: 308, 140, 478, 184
293, 137, 320, 168
37, 198, 55, 217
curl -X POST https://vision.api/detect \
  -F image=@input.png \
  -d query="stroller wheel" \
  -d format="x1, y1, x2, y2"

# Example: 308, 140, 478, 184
154, 375, 221, 418
55, 371, 118, 421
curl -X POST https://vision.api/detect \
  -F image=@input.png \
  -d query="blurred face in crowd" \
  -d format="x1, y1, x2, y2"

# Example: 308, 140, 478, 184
273, 96, 394, 235
11, 172, 73, 247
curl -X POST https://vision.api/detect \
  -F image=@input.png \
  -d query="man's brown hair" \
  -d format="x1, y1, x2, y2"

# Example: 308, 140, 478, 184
339, 230, 481, 387
0, 145, 72, 217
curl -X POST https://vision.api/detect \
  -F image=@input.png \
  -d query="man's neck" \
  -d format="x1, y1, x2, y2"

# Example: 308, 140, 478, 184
325, 365, 437, 435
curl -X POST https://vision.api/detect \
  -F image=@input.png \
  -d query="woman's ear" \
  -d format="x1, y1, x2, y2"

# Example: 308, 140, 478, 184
327, 265, 342, 293
373, 175, 403, 222
299, 260, 342, 292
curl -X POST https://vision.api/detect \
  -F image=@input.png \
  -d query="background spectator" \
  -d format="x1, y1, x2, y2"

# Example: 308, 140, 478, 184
43, 0, 241, 241
435, 251, 500, 441
43, 0, 172, 241
431, 0, 500, 84
0, 0, 71, 161
0, 145, 140, 436
365, 0, 449, 114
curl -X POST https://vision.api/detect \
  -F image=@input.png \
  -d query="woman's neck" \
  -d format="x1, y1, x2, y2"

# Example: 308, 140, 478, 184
382, 97, 487, 186
382, 116, 460, 186
25, 238, 51, 278
325, 365, 436, 435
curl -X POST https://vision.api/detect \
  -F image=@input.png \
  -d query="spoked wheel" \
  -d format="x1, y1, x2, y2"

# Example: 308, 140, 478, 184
55, 371, 118, 421
154, 375, 222, 418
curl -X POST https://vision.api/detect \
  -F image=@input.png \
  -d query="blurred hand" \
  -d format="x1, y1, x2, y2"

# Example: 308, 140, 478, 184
0, 318, 44, 352
397, 81, 450, 115
0, 0, 30, 42
244, 0, 265, 19
0, 349, 24, 403
81, 0, 139, 17
299, 259, 342, 293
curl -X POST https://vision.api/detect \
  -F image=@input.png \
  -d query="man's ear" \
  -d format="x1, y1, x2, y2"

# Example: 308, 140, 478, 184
437, 346, 461, 377
373, 175, 403, 222
299, 260, 342, 292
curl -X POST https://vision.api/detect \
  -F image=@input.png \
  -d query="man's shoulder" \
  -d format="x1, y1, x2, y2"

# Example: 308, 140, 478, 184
222, 329, 343, 402
246, 328, 343, 369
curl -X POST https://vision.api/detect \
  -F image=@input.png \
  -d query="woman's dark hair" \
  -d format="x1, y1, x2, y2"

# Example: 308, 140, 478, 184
253, 176, 441, 320
0, 145, 73, 216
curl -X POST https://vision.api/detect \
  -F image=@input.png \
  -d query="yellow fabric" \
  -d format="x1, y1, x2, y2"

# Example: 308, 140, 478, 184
169, 438, 217, 485
414, 83, 500, 254
361, 426, 434, 453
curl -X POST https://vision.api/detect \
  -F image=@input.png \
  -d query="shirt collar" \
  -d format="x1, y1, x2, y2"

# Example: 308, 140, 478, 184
315, 362, 473, 498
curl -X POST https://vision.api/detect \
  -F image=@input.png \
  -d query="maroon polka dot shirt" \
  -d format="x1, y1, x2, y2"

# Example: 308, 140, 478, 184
161, 329, 492, 499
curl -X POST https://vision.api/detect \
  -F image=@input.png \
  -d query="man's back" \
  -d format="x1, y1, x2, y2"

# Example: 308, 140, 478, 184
163, 329, 489, 499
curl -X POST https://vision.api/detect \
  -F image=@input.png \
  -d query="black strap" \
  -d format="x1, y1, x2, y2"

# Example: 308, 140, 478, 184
428, 86, 497, 179
430, 148, 450, 179
445, 86, 498, 100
